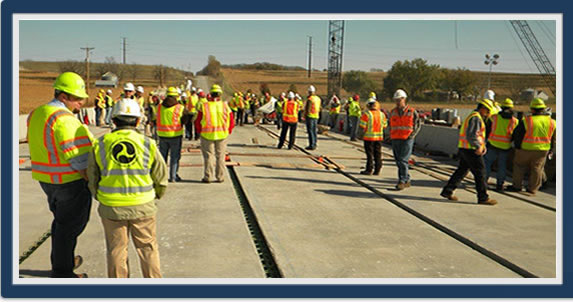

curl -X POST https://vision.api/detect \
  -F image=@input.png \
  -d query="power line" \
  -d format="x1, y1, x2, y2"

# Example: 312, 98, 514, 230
307, 36, 312, 78
80, 46, 94, 95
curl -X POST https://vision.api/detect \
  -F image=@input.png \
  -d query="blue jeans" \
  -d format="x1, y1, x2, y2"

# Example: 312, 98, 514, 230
159, 136, 182, 180
484, 145, 509, 186
349, 116, 359, 140
392, 138, 414, 183
105, 107, 113, 125
306, 117, 318, 148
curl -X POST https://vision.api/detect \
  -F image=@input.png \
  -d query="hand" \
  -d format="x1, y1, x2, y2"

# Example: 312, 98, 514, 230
475, 145, 485, 156
548, 151, 554, 161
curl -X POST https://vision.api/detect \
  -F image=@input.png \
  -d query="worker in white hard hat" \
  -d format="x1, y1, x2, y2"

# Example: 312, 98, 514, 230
277, 91, 300, 149
135, 86, 146, 129
484, 89, 495, 102
104, 89, 115, 126
389, 89, 422, 190
328, 94, 341, 130
304, 85, 322, 150
87, 98, 168, 278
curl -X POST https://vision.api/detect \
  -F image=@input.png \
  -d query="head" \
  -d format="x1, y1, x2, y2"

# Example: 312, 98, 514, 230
353, 94, 360, 102
287, 91, 295, 100
393, 89, 408, 108
210, 84, 223, 99
135, 86, 144, 97
191, 87, 197, 94
530, 98, 547, 113
111, 98, 141, 127
52, 72, 89, 114
501, 98, 514, 112
367, 100, 380, 111
107, 89, 112, 95
123, 83, 135, 98
477, 99, 496, 119
484, 89, 495, 102
308, 85, 316, 96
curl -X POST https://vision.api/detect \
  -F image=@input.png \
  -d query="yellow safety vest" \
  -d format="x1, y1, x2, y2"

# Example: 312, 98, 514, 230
93, 129, 156, 206
359, 110, 386, 141
458, 111, 485, 150
28, 104, 94, 184
156, 104, 184, 138
348, 100, 362, 117
106, 95, 114, 107
521, 115, 555, 151
307, 95, 321, 119
96, 94, 107, 109
187, 94, 199, 114
199, 100, 231, 140
488, 114, 518, 150
136, 96, 145, 109
329, 103, 341, 115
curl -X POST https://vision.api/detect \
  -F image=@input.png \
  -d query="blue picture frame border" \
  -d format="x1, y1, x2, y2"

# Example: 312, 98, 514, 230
2, 0, 569, 298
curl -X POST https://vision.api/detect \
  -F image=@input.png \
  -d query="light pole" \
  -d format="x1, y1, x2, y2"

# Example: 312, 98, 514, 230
484, 53, 500, 90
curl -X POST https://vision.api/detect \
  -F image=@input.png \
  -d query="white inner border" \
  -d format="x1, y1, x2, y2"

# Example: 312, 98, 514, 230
13, 13, 563, 286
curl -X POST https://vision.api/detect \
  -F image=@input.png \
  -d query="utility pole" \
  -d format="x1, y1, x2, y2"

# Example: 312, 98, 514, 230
307, 36, 312, 78
80, 46, 95, 95
122, 37, 127, 64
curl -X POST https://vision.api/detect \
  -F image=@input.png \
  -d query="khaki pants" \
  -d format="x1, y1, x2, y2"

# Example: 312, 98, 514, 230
512, 148, 548, 193
101, 216, 162, 278
200, 137, 227, 181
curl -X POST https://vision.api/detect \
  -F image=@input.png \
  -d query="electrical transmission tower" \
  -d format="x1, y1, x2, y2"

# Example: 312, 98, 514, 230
509, 20, 556, 96
327, 21, 345, 99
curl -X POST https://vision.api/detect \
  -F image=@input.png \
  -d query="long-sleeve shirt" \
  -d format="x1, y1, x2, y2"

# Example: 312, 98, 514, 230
465, 113, 484, 150
87, 126, 168, 220
392, 106, 422, 139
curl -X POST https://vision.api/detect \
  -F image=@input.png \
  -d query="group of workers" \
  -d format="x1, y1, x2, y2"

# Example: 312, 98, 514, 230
28, 72, 232, 278
26, 71, 556, 279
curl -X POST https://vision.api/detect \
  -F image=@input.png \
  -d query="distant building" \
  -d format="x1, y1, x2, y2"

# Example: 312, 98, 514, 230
521, 88, 549, 102
95, 72, 118, 88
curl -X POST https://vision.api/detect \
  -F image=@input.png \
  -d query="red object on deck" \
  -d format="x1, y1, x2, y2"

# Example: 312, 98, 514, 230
339, 119, 344, 132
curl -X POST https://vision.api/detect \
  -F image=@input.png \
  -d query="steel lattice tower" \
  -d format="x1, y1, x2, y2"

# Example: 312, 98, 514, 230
509, 20, 556, 96
327, 21, 345, 99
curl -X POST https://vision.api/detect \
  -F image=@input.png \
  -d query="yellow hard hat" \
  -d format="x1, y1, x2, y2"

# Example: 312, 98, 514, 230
53, 72, 89, 99
167, 87, 179, 97
210, 84, 223, 94
479, 98, 497, 115
369, 92, 377, 98
530, 98, 546, 109
501, 98, 514, 108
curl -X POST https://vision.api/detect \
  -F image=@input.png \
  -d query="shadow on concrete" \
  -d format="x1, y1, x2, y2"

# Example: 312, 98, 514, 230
246, 175, 359, 188
19, 167, 32, 171
228, 144, 276, 149
387, 194, 481, 206
173, 179, 206, 184
19, 269, 51, 278
315, 189, 382, 199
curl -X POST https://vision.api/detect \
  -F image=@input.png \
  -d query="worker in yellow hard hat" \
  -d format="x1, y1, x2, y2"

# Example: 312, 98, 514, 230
507, 98, 556, 195
441, 98, 498, 205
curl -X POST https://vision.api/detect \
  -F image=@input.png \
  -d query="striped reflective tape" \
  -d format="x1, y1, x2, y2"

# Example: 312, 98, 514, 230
98, 185, 153, 194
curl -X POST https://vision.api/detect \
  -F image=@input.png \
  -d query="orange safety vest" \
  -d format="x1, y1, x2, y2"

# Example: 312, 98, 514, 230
282, 100, 300, 123
521, 115, 555, 151
458, 111, 485, 150
156, 103, 184, 137
389, 106, 415, 140
360, 110, 386, 141
488, 114, 518, 150
199, 100, 231, 140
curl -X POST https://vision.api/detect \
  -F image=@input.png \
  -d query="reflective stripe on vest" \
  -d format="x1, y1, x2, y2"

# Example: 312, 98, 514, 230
95, 130, 156, 206
307, 95, 321, 119
282, 100, 299, 123
458, 112, 485, 150
200, 100, 230, 140
389, 106, 414, 140
28, 105, 93, 184
349, 101, 361, 117
156, 104, 184, 137
488, 114, 517, 150
522, 115, 555, 151
360, 110, 385, 141
329, 103, 341, 115
187, 95, 199, 113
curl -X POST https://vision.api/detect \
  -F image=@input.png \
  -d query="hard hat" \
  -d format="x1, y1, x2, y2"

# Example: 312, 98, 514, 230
501, 98, 514, 108
99, 89, 105, 93
484, 89, 495, 101
369, 92, 377, 99
176, 87, 182, 94
181, 92, 188, 97
353, 94, 360, 101
107, 89, 112, 94
53, 72, 89, 99
191, 87, 197, 92
123, 82, 135, 92
308, 85, 316, 93
198, 91, 206, 98
167, 87, 179, 97
393, 89, 408, 99
136, 86, 144, 93
210, 84, 223, 94
530, 98, 546, 109
479, 98, 497, 114
287, 91, 295, 99
112, 98, 141, 118
281, 92, 286, 97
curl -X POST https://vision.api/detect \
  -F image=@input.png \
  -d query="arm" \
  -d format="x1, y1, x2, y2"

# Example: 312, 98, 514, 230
56, 118, 94, 180
409, 110, 422, 139
86, 149, 100, 196
512, 120, 525, 149
194, 111, 203, 134
151, 148, 168, 199
228, 112, 235, 134
485, 118, 493, 141
465, 116, 483, 150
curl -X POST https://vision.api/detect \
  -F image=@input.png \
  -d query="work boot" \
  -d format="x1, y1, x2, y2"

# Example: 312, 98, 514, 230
505, 186, 522, 192
404, 181, 411, 188
277, 144, 283, 149
360, 170, 373, 175
524, 190, 536, 196
305, 146, 313, 150
201, 178, 210, 184
495, 184, 504, 192
373, 170, 381, 176
478, 198, 497, 205
175, 175, 182, 182
440, 191, 459, 201
395, 182, 406, 190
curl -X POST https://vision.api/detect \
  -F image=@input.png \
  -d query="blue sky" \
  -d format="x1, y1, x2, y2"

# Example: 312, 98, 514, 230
19, 19, 557, 74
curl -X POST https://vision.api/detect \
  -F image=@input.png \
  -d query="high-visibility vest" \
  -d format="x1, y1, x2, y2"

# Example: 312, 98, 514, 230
307, 95, 321, 119
244, 97, 251, 110
488, 114, 518, 150
275, 98, 285, 114
521, 115, 555, 151
228, 97, 238, 111
187, 94, 199, 114
348, 101, 362, 117
93, 129, 156, 206
360, 110, 386, 141
389, 106, 415, 140
136, 96, 145, 109
329, 102, 341, 115
458, 111, 485, 150
96, 94, 107, 109
282, 100, 300, 123
156, 103, 184, 138
199, 100, 231, 140
28, 104, 94, 184
106, 95, 114, 108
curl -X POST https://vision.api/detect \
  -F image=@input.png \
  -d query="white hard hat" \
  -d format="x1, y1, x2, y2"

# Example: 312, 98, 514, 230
181, 92, 188, 97
295, 93, 301, 100
176, 87, 182, 94
393, 89, 407, 99
287, 91, 295, 99
308, 85, 316, 93
123, 82, 135, 91
112, 98, 141, 118
484, 89, 495, 101
191, 87, 197, 92
136, 86, 144, 93
198, 89, 203, 93
106, 89, 112, 94
367, 98, 377, 104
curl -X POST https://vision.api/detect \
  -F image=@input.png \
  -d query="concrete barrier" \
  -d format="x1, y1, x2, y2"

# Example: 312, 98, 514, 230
414, 124, 460, 156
